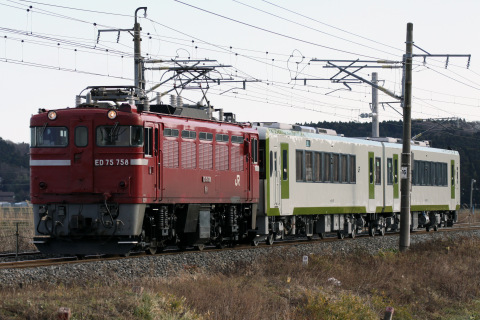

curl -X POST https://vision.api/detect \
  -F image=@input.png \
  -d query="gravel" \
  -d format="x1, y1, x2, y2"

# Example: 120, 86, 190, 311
1, 229, 478, 288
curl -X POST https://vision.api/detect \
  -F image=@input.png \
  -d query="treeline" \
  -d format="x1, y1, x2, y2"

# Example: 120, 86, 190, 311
305, 119, 480, 206
0, 138, 30, 201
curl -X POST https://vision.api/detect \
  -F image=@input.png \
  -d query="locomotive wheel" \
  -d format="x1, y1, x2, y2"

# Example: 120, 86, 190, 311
146, 246, 157, 255
318, 233, 326, 239
337, 231, 345, 240
266, 234, 274, 245
195, 244, 205, 251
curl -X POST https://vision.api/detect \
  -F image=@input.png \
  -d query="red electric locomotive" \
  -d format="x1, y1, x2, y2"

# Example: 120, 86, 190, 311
31, 87, 260, 255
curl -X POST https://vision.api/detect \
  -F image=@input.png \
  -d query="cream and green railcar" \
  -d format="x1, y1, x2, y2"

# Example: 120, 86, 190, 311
254, 123, 459, 243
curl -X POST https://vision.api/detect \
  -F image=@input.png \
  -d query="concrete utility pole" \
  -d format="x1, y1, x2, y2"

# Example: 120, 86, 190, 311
399, 23, 413, 252
371, 72, 379, 137
134, 7, 147, 98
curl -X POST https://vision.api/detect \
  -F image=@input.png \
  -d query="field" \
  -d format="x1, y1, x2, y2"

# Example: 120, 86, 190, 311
1, 209, 480, 319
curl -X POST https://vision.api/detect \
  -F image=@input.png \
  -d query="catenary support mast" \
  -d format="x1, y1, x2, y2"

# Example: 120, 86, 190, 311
399, 23, 413, 252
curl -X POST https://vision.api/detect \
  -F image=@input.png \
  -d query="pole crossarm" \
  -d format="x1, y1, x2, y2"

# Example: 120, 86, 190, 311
326, 61, 402, 101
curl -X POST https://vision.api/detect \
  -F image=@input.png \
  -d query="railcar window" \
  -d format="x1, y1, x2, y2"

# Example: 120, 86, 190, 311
387, 158, 393, 185
314, 152, 322, 182
31, 126, 68, 147
349, 155, 356, 183
332, 154, 339, 183
199, 132, 213, 141
375, 157, 381, 185
394, 158, 398, 184
412, 160, 448, 186
305, 151, 313, 182
325, 153, 332, 182
270, 151, 273, 177
75, 126, 88, 147
282, 149, 288, 181
296, 150, 303, 181
96, 125, 143, 147
369, 157, 374, 184
164, 128, 179, 137
341, 154, 348, 183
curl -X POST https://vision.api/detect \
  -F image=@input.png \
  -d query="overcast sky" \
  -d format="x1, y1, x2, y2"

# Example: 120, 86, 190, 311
1, 0, 479, 143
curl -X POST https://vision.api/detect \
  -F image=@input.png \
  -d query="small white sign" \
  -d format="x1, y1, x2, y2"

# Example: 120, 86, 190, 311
401, 167, 408, 179
302, 255, 309, 265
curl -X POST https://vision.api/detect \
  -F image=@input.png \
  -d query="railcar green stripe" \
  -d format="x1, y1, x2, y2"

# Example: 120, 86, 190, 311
291, 206, 367, 215
376, 206, 393, 213
411, 205, 450, 211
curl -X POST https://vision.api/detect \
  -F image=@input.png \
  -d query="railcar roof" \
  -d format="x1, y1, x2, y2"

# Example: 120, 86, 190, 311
257, 126, 459, 156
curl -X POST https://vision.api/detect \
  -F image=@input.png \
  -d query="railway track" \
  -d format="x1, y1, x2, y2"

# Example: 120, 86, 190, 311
2, 224, 480, 270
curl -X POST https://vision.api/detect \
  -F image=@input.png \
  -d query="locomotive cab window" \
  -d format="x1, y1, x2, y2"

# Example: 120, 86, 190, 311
96, 125, 143, 147
31, 126, 68, 147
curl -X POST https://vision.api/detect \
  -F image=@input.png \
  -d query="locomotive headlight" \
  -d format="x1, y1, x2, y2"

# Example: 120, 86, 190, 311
107, 109, 117, 120
47, 111, 57, 120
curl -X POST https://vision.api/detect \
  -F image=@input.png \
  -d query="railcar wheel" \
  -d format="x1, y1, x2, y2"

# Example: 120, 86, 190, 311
368, 225, 375, 237
378, 226, 385, 237
251, 239, 259, 246
426, 226, 430, 232
433, 225, 438, 232
349, 228, 356, 239
307, 235, 313, 241
318, 233, 326, 239
337, 231, 345, 240
121, 252, 131, 257
266, 234, 274, 245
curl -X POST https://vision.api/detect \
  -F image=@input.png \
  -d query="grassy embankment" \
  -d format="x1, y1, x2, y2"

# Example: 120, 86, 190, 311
1, 210, 480, 319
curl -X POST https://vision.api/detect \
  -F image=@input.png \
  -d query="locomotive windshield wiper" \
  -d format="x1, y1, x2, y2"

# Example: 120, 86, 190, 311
109, 122, 119, 140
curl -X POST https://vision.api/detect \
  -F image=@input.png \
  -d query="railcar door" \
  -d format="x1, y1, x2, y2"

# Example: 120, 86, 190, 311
393, 153, 400, 211
274, 146, 281, 208
246, 136, 258, 202
368, 151, 376, 212
70, 119, 94, 193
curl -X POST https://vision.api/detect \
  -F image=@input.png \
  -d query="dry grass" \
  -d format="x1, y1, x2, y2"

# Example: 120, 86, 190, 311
0, 207, 36, 253
2, 234, 480, 319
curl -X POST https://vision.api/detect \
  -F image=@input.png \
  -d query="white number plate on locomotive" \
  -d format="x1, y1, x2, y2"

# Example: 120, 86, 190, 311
95, 159, 130, 166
